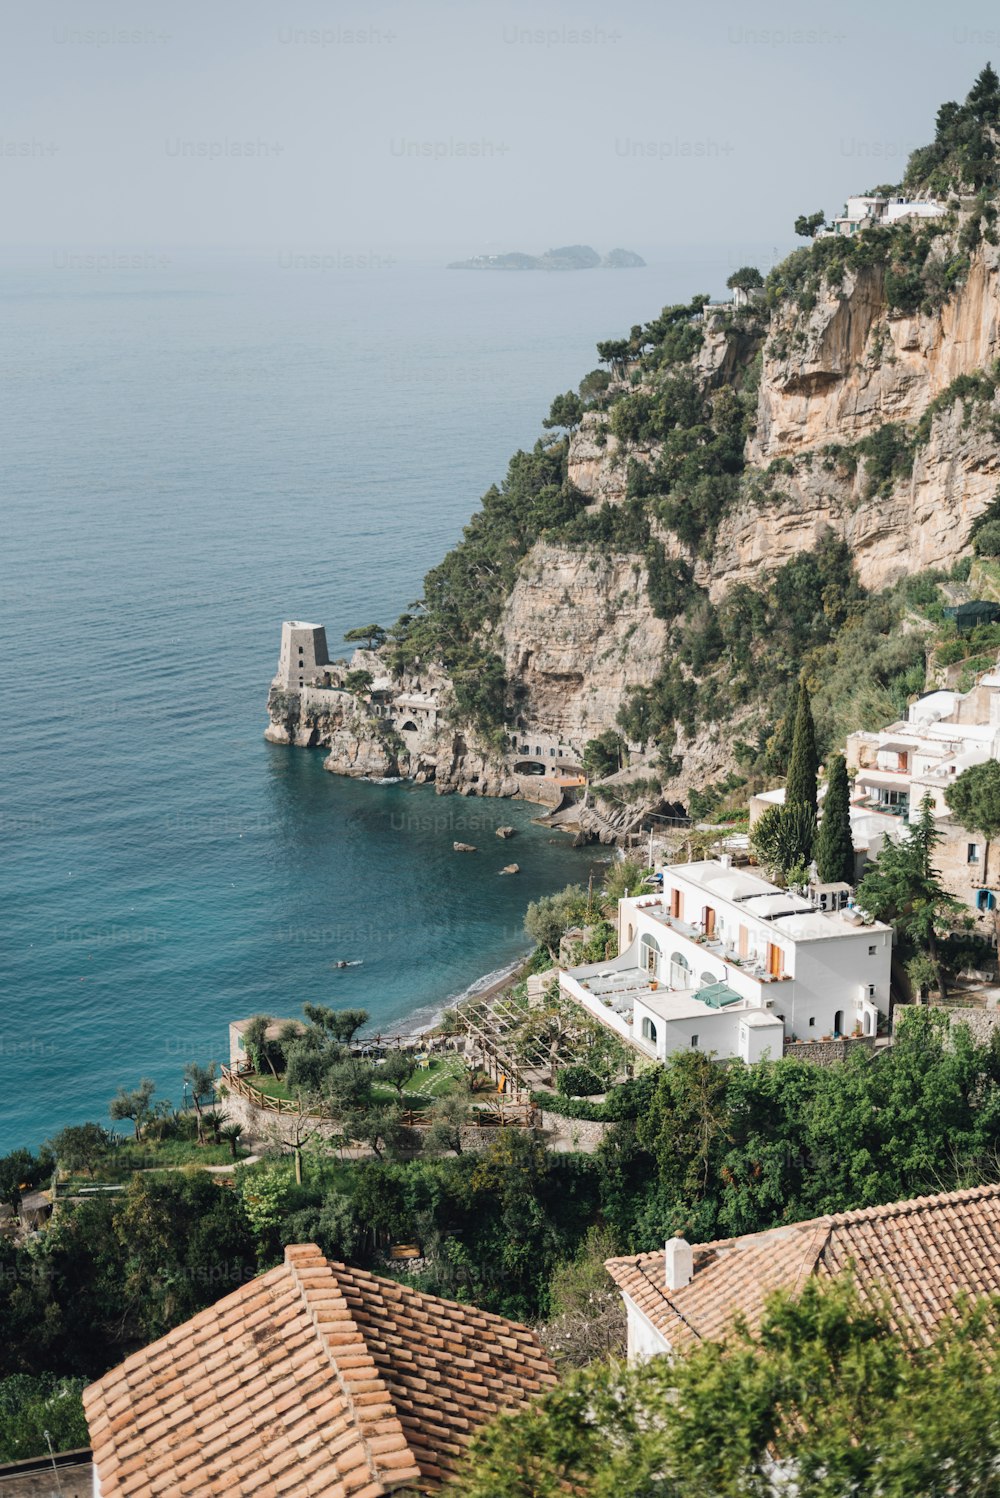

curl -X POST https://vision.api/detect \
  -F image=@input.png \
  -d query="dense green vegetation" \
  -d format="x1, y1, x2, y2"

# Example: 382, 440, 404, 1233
0, 1374, 89, 1463
5, 1012, 1000, 1396
450, 1275, 1000, 1498
906, 63, 1000, 194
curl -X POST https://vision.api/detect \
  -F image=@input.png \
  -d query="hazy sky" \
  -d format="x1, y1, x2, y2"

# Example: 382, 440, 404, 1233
3, 0, 998, 255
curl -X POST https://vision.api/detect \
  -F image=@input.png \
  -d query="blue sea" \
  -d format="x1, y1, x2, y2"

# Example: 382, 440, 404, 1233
0, 246, 735, 1152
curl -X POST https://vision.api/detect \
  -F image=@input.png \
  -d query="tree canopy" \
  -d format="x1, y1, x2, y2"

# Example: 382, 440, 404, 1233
725, 265, 764, 292
794, 210, 826, 238
815, 753, 855, 885
946, 759, 1000, 841
785, 677, 819, 816
855, 795, 962, 968
448, 1274, 1000, 1498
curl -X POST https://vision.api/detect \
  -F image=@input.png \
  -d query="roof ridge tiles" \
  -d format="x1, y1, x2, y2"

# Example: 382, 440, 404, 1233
283, 1245, 422, 1496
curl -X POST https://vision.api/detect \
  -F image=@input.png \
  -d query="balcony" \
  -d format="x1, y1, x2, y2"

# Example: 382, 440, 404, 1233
633, 902, 789, 985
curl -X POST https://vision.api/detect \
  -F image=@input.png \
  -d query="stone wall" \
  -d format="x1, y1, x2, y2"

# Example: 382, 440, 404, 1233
782, 1035, 876, 1066
537, 1111, 612, 1152
221, 1091, 531, 1154
930, 1006, 1000, 1044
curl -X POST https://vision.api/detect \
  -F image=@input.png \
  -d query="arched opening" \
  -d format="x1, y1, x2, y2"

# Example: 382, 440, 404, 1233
625, 922, 635, 947
399, 720, 419, 733
513, 760, 547, 776
670, 951, 691, 990
699, 971, 716, 988
862, 1011, 872, 1036
641, 1017, 658, 1046
833, 1010, 845, 1038
639, 933, 662, 978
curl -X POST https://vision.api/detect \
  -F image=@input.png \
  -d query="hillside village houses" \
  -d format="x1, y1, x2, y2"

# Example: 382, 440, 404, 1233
560, 857, 891, 1066
750, 665, 1000, 920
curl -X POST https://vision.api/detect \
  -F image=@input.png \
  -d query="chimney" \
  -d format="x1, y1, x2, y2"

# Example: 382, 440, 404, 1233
665, 1232, 693, 1291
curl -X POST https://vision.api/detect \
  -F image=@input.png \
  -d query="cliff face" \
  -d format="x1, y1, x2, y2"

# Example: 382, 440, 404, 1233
753, 248, 1000, 459
497, 544, 670, 744
267, 230, 1000, 822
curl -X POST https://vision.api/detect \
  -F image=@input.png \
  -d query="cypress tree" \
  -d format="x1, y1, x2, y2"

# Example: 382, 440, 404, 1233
815, 753, 855, 885
785, 678, 819, 816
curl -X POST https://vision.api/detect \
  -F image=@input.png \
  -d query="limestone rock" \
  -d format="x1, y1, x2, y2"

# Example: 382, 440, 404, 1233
495, 826, 516, 838
267, 233, 1000, 838
499, 863, 520, 875
453, 842, 477, 853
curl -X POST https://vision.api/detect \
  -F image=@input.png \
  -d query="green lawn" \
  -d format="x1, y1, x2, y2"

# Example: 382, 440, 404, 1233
244, 1054, 469, 1111
57, 1137, 249, 1189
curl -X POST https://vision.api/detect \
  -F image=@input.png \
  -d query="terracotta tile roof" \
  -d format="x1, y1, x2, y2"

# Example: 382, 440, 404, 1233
83, 1244, 555, 1497
606, 1182, 1000, 1352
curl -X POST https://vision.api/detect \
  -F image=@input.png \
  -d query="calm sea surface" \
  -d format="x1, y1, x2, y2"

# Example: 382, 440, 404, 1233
1, 248, 724, 1150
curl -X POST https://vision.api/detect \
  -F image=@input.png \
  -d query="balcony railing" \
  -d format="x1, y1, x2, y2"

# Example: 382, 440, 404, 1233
637, 906, 788, 984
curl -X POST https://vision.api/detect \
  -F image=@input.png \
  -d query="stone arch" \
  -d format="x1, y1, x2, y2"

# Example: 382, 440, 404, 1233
513, 760, 546, 776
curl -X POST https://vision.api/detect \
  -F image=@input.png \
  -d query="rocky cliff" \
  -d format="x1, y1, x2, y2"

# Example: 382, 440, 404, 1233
268, 100, 1000, 832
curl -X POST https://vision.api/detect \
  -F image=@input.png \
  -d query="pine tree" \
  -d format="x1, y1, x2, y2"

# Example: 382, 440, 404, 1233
785, 678, 819, 816
815, 754, 855, 885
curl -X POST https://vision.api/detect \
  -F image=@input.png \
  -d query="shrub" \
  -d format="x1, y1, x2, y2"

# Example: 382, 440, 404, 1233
556, 1066, 607, 1099
973, 520, 1000, 557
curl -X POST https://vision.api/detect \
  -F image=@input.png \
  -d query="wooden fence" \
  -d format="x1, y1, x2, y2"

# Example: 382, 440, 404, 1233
219, 1064, 534, 1128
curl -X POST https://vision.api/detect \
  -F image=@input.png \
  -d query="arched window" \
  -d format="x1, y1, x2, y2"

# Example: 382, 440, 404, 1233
625, 922, 635, 947
639, 933, 662, 976
669, 950, 691, 989
700, 971, 716, 988
641, 1017, 657, 1045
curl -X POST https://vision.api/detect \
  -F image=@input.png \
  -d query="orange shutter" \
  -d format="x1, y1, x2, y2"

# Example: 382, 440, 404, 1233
738, 925, 749, 958
768, 943, 784, 979
704, 907, 716, 937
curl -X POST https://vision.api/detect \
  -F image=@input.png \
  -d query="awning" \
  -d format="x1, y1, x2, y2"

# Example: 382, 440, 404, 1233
697, 981, 743, 1009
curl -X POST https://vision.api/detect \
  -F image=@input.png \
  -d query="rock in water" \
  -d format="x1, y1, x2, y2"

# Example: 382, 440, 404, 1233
499, 863, 520, 875
495, 826, 516, 839
453, 841, 477, 853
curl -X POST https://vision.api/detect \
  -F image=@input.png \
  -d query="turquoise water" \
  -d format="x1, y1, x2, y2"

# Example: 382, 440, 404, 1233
0, 249, 715, 1151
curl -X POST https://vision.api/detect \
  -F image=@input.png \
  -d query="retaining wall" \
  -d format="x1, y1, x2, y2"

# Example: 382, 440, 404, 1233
782, 1036, 876, 1066
221, 1092, 532, 1154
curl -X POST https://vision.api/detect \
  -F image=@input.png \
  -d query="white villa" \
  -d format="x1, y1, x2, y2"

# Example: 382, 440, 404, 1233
820, 193, 945, 237
560, 858, 892, 1065
845, 670, 1000, 915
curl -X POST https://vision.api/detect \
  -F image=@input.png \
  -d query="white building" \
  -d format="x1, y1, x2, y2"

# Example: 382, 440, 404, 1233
847, 670, 1000, 915
605, 1183, 1000, 1365
821, 194, 945, 237
560, 858, 891, 1064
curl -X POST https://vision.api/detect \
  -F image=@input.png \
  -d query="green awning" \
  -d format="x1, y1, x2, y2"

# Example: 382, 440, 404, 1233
698, 981, 743, 1009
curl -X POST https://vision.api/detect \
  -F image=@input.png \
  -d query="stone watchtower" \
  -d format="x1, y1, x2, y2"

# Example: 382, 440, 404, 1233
275, 621, 331, 690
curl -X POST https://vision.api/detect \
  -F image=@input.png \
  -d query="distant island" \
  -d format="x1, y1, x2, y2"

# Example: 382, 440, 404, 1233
447, 244, 645, 271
